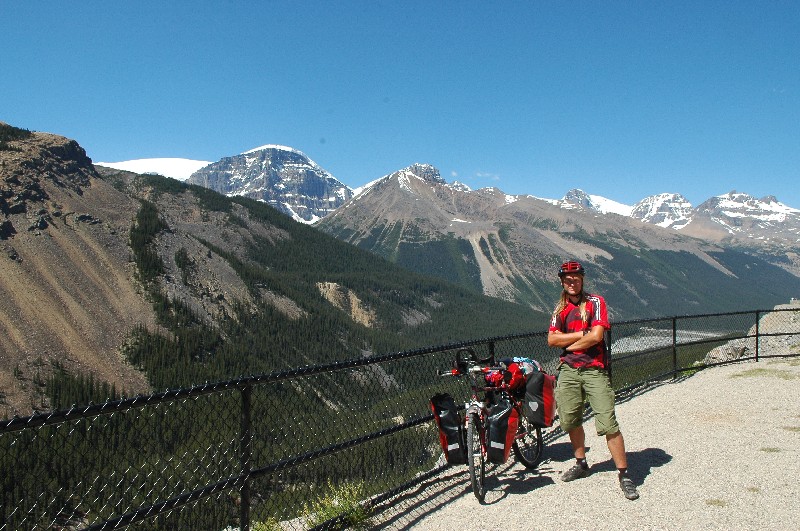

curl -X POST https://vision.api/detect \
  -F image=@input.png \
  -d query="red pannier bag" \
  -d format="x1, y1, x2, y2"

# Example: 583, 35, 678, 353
430, 393, 467, 464
522, 370, 557, 428
486, 396, 519, 464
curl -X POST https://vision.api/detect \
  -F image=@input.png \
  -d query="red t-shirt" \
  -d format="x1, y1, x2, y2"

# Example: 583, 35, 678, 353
549, 293, 610, 369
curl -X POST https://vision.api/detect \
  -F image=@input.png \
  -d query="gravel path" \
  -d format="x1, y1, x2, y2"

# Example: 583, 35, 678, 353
373, 358, 800, 530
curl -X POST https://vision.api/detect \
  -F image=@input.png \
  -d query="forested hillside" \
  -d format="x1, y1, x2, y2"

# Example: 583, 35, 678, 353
114, 171, 548, 394
1, 123, 548, 415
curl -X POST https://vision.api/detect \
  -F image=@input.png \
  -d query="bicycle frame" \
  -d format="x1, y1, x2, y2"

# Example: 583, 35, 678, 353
438, 352, 545, 501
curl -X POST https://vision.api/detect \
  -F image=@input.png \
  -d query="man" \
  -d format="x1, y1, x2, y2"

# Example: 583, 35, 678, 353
547, 260, 639, 500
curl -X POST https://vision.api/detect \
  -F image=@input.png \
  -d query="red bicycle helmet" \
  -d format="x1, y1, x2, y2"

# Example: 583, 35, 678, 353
558, 260, 585, 278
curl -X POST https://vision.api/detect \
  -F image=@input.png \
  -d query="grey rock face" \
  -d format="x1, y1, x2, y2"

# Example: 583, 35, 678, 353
188, 146, 352, 223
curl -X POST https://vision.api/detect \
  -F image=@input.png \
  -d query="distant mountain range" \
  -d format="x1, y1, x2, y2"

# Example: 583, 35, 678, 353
93, 148, 800, 319
313, 162, 800, 316
97, 152, 800, 247
557, 188, 800, 245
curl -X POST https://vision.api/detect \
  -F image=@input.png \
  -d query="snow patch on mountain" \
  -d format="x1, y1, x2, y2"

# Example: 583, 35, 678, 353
357, 163, 445, 197
397, 171, 413, 193
589, 195, 634, 216
448, 181, 472, 192
531, 195, 560, 206
560, 189, 633, 216
352, 176, 386, 198
95, 158, 212, 180
242, 144, 301, 155
240, 144, 336, 183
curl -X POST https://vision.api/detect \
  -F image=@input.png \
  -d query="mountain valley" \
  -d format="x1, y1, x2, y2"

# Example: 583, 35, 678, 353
0, 123, 543, 415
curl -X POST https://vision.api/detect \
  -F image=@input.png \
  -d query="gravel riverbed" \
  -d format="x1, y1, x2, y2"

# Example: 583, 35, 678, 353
372, 358, 800, 531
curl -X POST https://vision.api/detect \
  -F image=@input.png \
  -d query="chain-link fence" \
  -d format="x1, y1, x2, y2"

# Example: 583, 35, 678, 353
2, 307, 799, 530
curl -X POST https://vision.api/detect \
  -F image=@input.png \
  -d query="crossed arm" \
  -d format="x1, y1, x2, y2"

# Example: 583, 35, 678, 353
548, 324, 605, 352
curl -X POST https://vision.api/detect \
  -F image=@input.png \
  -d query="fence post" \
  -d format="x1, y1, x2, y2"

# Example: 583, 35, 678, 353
755, 310, 760, 362
672, 317, 678, 380
240, 383, 253, 531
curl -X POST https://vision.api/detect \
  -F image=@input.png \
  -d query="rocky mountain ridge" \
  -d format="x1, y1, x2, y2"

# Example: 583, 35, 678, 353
0, 123, 155, 414
317, 162, 800, 317
342, 163, 800, 250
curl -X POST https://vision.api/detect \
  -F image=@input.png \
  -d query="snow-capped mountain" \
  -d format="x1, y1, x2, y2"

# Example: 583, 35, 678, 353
687, 191, 800, 243
95, 158, 212, 180
556, 188, 799, 243
696, 191, 798, 222
186, 145, 352, 223
630, 193, 693, 229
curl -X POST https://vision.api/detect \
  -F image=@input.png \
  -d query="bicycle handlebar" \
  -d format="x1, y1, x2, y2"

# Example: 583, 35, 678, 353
437, 365, 516, 397
437, 363, 508, 377
437, 366, 493, 377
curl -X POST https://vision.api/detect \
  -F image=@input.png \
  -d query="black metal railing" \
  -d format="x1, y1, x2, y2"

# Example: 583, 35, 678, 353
2, 307, 799, 530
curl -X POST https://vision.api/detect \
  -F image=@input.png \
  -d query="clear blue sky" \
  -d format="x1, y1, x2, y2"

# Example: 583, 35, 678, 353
3, 1, 799, 207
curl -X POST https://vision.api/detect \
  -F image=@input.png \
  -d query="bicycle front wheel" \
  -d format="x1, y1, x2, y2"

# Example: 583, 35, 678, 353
513, 413, 543, 469
467, 411, 486, 502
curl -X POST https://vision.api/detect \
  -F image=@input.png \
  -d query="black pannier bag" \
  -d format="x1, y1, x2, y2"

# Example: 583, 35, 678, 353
522, 370, 557, 428
485, 396, 520, 464
430, 393, 466, 464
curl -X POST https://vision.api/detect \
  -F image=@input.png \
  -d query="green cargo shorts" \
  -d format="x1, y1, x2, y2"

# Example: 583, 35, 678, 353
555, 365, 620, 436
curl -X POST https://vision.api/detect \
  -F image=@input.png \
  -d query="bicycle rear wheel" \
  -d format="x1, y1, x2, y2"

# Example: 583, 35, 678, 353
466, 411, 486, 502
513, 413, 543, 469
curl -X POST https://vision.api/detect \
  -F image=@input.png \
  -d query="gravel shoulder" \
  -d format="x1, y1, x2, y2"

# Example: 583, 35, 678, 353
374, 358, 800, 531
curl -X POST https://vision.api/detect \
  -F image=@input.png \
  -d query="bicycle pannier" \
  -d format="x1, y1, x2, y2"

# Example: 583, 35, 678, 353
486, 397, 519, 464
430, 393, 466, 465
523, 371, 556, 428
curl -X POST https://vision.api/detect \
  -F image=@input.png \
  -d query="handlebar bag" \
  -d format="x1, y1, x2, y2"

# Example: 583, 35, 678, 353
486, 397, 519, 464
523, 371, 557, 428
430, 393, 467, 465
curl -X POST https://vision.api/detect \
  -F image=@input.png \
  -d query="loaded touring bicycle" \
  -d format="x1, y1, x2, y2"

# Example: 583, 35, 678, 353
430, 348, 556, 502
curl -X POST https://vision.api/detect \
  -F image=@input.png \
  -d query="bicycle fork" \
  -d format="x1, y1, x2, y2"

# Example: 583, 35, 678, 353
466, 402, 485, 454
